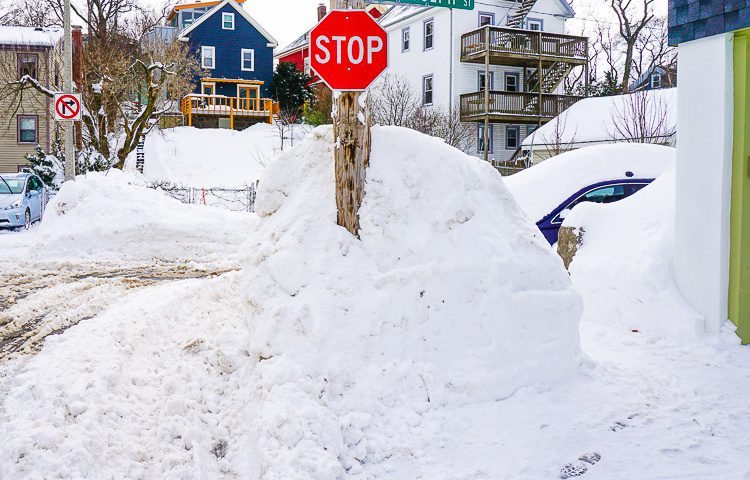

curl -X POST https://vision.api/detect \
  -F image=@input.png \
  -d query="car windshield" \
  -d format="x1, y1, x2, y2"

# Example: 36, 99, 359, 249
0, 176, 25, 195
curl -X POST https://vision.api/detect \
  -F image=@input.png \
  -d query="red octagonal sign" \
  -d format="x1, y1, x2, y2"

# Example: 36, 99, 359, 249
309, 10, 388, 91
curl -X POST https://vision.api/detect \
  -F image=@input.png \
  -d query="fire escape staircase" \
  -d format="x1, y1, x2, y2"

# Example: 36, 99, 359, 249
506, 0, 538, 28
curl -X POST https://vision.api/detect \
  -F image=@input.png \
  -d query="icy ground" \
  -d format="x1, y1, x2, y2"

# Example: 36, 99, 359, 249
1, 129, 750, 479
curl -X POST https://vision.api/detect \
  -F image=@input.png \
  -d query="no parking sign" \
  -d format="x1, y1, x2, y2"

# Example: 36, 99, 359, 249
54, 93, 82, 121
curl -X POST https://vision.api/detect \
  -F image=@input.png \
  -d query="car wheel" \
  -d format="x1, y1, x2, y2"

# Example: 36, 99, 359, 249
24, 209, 31, 230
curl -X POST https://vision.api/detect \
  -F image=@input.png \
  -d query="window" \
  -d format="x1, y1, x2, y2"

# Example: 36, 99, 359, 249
423, 19, 434, 51
201, 82, 215, 95
477, 70, 494, 91
552, 183, 645, 224
222, 12, 235, 30
506, 126, 519, 149
17, 53, 38, 79
422, 75, 433, 105
526, 18, 543, 31
201, 46, 215, 69
17, 115, 37, 144
402, 27, 410, 52
527, 125, 539, 135
477, 124, 493, 153
241, 49, 255, 71
478, 12, 494, 26
651, 73, 662, 89
505, 73, 519, 92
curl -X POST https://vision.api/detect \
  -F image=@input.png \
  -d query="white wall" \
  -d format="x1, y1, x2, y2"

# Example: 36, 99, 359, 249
674, 33, 734, 332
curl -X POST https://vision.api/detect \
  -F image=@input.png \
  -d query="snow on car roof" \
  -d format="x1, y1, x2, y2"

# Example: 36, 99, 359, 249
503, 143, 675, 222
0, 26, 63, 47
521, 88, 677, 147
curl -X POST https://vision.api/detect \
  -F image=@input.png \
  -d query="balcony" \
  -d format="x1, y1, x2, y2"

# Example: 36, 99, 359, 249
181, 94, 275, 128
459, 91, 582, 124
460, 26, 588, 67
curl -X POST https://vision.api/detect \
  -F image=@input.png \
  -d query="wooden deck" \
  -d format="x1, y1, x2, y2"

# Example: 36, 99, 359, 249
460, 26, 588, 67
459, 91, 582, 124
181, 94, 274, 128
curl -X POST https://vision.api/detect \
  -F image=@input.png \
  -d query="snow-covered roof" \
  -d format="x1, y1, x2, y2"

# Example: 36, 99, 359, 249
504, 143, 675, 221
0, 26, 63, 47
275, 31, 309, 58
178, 0, 278, 47
522, 88, 677, 148
379, 5, 430, 28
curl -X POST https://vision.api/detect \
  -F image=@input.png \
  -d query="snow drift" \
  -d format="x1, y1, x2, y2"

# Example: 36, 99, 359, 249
236, 125, 583, 476
19, 169, 255, 263
563, 166, 703, 336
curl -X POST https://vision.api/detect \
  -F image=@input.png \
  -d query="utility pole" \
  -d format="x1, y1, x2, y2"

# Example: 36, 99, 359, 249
330, 0, 369, 237
63, 0, 75, 181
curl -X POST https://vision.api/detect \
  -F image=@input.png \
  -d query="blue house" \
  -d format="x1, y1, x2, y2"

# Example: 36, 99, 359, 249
167, 0, 278, 128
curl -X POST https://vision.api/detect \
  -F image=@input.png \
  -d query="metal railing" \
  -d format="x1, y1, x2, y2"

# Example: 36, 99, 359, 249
459, 90, 582, 121
150, 183, 257, 213
461, 26, 588, 63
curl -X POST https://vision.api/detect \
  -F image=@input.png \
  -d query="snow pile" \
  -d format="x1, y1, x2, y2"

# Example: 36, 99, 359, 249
563, 166, 703, 337
24, 169, 254, 263
126, 123, 311, 188
504, 143, 674, 221
235, 125, 583, 476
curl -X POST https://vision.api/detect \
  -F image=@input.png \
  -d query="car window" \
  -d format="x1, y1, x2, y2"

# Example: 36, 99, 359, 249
0, 177, 25, 194
551, 183, 647, 225
30, 176, 42, 191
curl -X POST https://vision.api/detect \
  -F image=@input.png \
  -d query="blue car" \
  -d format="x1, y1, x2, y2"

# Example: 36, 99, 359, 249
503, 144, 675, 246
0, 172, 50, 230
535, 179, 652, 244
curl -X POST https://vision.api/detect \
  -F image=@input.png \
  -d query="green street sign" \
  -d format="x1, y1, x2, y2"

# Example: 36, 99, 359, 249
378, 0, 474, 10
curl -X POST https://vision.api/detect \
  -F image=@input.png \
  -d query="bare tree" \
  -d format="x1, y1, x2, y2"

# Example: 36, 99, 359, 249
608, 89, 674, 143
431, 106, 474, 152
536, 109, 578, 157
371, 74, 421, 127
0, 0, 59, 26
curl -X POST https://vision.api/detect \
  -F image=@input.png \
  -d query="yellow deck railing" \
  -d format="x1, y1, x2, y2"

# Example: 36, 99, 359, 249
181, 94, 275, 127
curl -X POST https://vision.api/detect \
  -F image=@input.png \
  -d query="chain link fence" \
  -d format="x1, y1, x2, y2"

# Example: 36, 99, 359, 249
149, 183, 256, 213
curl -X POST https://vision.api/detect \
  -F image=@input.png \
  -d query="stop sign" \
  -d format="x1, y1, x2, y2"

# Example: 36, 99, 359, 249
309, 10, 388, 91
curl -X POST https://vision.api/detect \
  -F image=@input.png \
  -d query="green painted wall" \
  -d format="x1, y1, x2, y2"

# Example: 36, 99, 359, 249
729, 30, 750, 343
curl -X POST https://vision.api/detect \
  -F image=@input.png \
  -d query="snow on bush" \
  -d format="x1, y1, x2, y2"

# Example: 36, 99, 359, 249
236, 126, 583, 476
28, 169, 255, 263
562, 166, 703, 336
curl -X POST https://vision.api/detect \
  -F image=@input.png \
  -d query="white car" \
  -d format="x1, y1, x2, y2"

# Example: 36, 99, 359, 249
0, 172, 50, 230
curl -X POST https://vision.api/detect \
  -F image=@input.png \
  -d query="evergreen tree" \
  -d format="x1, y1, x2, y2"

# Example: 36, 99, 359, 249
269, 62, 314, 117
24, 145, 58, 187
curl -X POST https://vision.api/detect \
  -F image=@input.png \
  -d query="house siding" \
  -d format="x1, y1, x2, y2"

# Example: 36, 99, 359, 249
0, 46, 59, 173
381, 0, 569, 161
184, 3, 274, 96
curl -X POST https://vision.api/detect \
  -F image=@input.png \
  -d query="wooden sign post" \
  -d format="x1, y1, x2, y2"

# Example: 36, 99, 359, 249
310, 2, 388, 236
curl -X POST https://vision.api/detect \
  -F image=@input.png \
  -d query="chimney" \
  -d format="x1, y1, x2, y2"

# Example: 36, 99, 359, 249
317, 3, 326, 21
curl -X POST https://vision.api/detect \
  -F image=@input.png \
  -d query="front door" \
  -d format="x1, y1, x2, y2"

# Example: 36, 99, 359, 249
729, 29, 750, 343
238, 85, 259, 111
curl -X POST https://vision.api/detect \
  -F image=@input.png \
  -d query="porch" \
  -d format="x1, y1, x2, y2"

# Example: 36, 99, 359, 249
180, 94, 275, 129
459, 91, 582, 124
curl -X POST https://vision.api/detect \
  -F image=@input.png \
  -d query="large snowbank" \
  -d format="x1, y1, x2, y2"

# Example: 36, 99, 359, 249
0, 126, 584, 479
236, 125, 583, 476
126, 123, 310, 188
563, 166, 703, 336
3, 169, 255, 264
504, 143, 674, 221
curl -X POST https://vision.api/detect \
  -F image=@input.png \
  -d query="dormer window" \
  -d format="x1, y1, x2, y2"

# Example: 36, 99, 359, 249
651, 73, 662, 89
222, 12, 235, 30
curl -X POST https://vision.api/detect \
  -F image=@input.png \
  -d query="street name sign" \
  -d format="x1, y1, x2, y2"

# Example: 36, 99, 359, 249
54, 93, 82, 121
309, 10, 389, 91
369, 0, 474, 10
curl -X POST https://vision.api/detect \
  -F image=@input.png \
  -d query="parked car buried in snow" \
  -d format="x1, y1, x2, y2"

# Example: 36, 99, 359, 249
0, 172, 50, 230
503, 144, 674, 245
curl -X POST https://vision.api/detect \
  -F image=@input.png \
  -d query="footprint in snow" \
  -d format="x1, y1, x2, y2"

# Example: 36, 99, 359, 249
559, 452, 601, 479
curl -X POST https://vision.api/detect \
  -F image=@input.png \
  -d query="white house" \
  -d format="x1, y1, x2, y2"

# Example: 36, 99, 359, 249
378, 0, 588, 162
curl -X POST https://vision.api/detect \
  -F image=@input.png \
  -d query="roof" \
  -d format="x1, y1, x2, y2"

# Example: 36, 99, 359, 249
668, 0, 750, 45
275, 31, 309, 58
521, 88, 677, 148
166, 0, 246, 22
0, 26, 63, 47
629, 65, 676, 91
178, 0, 278, 47
504, 143, 675, 221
